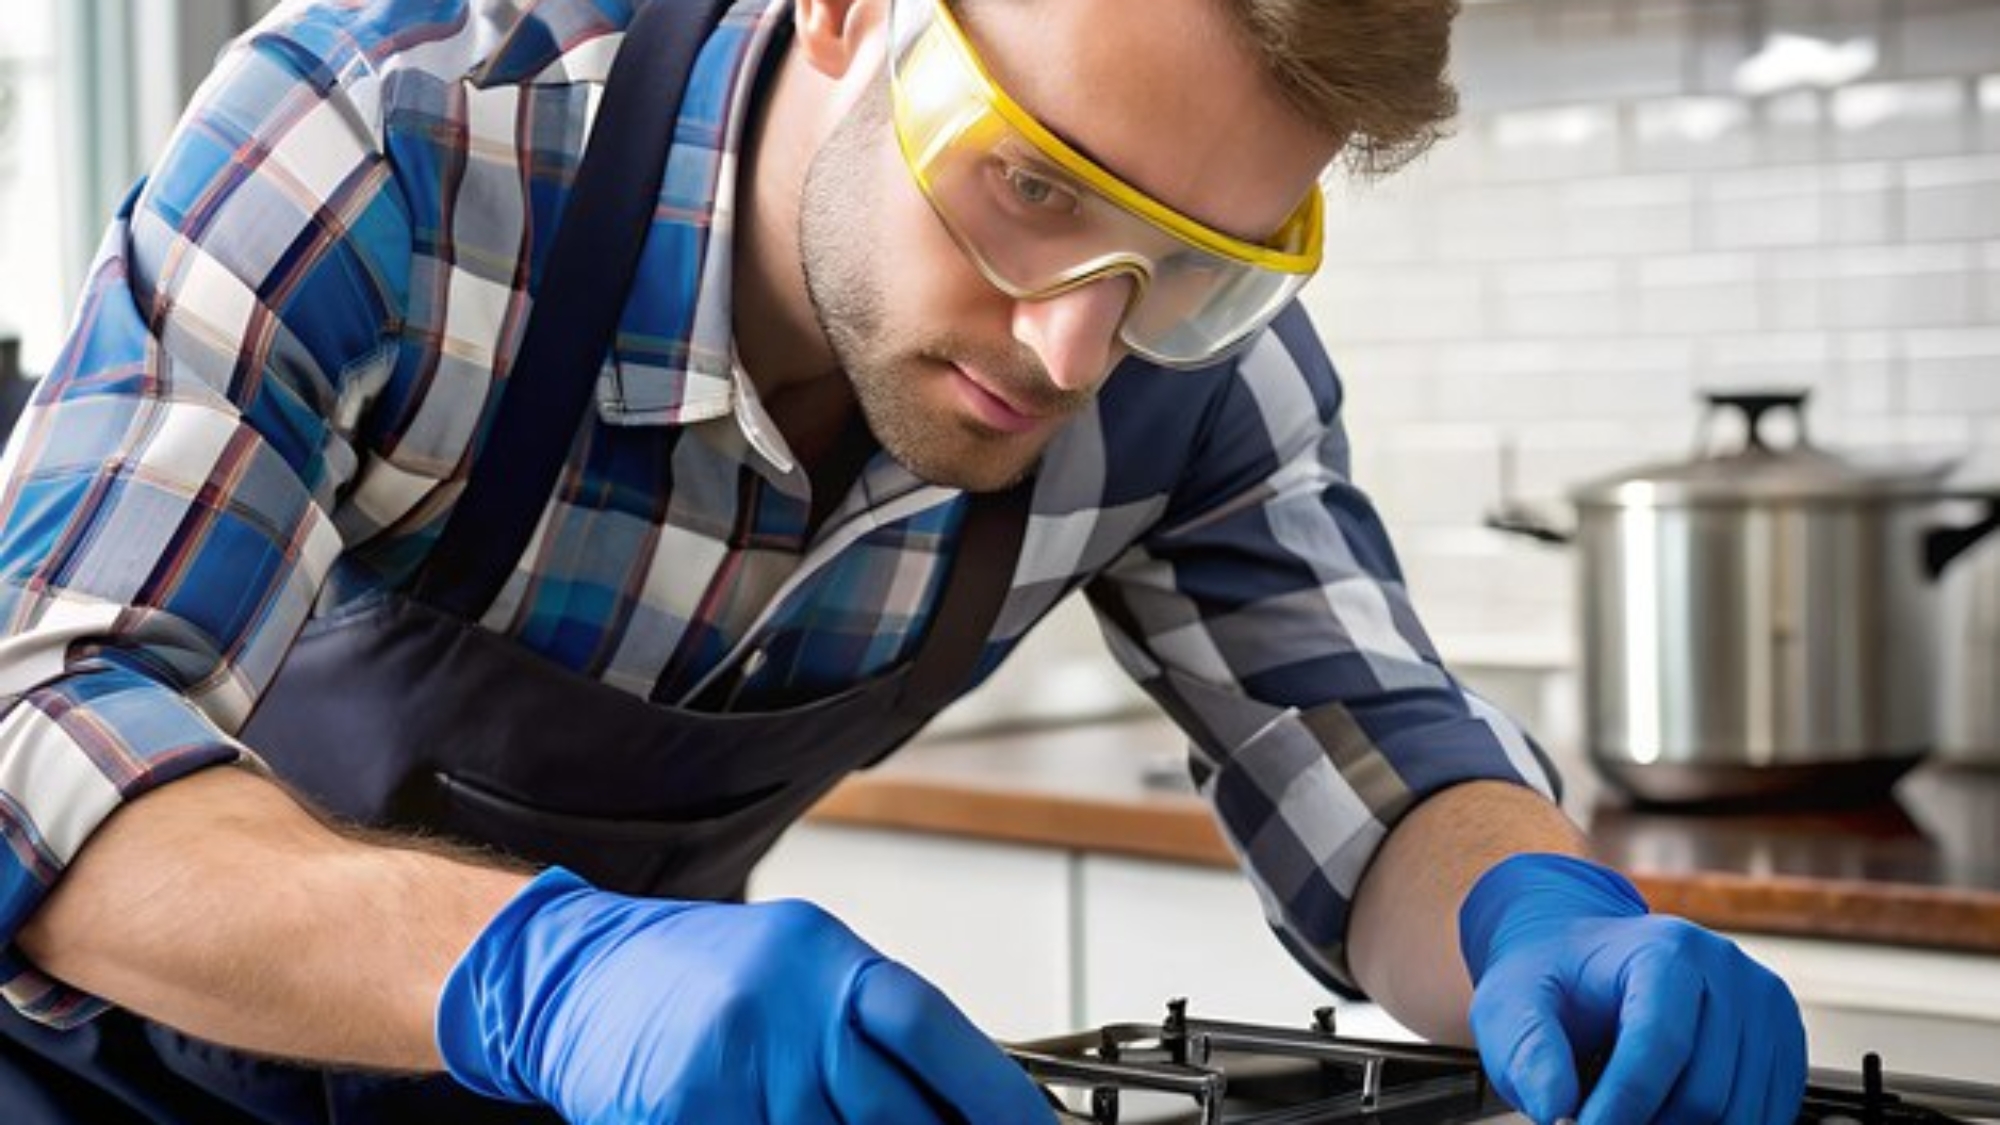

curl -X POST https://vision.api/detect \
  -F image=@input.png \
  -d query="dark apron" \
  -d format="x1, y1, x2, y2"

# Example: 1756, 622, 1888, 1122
0, 2, 1032, 1120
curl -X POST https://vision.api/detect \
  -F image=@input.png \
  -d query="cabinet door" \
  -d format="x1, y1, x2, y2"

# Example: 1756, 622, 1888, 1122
1077, 855, 1418, 1040
1731, 934, 2000, 1084
750, 822, 1074, 1040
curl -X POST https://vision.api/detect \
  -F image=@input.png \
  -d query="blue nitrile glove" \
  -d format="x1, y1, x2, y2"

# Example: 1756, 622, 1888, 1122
436, 867, 1054, 1125
1458, 853, 1807, 1125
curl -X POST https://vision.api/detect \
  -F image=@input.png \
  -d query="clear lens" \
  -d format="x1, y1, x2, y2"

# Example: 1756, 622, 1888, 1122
1125, 252, 1303, 362
889, 0, 1318, 368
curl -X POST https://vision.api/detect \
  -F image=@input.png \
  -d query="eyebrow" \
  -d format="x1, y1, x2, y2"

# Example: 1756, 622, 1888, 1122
948, 5, 1157, 206
1037, 117, 1287, 244
1020, 106, 1260, 235
953, 2, 1287, 244
1031, 117, 1121, 184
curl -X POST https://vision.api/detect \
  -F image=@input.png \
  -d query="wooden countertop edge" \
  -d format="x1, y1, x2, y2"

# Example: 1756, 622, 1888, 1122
1628, 869, 2000, 955
809, 774, 2000, 955
807, 776, 1236, 867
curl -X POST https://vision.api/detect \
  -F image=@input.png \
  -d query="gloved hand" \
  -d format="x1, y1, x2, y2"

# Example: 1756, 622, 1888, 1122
1458, 853, 1807, 1125
436, 867, 1054, 1124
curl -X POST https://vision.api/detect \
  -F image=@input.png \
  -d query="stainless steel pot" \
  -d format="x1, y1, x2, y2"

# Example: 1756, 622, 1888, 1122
1492, 391, 1999, 805
1934, 498, 2000, 767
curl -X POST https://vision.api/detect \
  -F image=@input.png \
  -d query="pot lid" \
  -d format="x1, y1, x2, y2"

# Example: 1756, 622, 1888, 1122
1570, 391, 1957, 506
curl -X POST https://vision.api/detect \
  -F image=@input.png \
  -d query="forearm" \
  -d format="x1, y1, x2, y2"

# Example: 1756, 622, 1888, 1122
1347, 780, 1587, 1045
16, 765, 528, 1070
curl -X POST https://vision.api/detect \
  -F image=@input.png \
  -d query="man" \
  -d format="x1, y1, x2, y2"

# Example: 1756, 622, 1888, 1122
0, 0, 1804, 1122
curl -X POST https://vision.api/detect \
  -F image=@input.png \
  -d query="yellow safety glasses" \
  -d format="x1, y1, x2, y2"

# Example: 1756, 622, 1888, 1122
888, 0, 1326, 368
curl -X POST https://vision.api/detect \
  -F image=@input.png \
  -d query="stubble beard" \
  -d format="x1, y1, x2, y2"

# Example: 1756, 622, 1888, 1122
797, 86, 1073, 493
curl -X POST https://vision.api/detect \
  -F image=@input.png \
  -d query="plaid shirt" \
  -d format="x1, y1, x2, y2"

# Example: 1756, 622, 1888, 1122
0, 0, 1556, 1025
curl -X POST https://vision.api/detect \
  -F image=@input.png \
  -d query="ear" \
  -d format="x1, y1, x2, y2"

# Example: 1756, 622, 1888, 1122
793, 0, 887, 80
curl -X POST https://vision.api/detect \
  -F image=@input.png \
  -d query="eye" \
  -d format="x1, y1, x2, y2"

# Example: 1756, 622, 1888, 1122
993, 160, 1081, 216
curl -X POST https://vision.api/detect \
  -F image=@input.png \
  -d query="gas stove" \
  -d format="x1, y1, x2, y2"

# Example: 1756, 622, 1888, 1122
1005, 1000, 2000, 1124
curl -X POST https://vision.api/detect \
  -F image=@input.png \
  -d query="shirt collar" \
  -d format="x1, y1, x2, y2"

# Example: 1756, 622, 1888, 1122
477, 0, 809, 479
726, 346, 809, 491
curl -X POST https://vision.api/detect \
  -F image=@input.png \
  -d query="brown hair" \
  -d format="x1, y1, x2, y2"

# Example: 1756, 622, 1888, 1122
1227, 0, 1462, 178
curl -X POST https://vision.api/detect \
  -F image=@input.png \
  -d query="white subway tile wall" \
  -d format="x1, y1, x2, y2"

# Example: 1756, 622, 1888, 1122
1831, 79, 1972, 160
1896, 0, 2000, 77
1559, 174, 1698, 257
1982, 241, 2000, 321
1298, 0, 2000, 668
1761, 91, 1831, 164
1906, 327, 2000, 411
1633, 96, 1758, 170
1636, 252, 1763, 333
1905, 154, 2000, 240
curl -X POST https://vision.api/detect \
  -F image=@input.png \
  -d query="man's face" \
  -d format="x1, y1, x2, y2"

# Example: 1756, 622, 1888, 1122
799, 0, 1339, 493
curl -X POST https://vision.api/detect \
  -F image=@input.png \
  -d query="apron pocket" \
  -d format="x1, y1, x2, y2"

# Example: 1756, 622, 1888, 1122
432, 771, 783, 897
435, 770, 786, 830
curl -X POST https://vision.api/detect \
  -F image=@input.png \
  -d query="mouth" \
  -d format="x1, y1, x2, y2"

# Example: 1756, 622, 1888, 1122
946, 361, 1057, 437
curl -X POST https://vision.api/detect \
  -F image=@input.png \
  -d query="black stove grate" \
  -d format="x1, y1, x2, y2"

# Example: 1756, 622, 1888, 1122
1005, 1001, 2000, 1125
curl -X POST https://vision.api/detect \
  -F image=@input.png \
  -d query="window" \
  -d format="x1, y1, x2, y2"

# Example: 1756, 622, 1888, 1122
0, 1, 279, 377
0, 2, 64, 376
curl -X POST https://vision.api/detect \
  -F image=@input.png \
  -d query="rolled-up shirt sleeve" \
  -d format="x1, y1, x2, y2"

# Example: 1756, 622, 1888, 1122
0, 16, 407, 1025
1085, 305, 1561, 995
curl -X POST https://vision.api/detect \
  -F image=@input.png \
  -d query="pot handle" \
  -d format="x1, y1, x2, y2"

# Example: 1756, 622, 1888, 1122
1482, 436, 1574, 546
1700, 390, 1811, 454
1925, 498, 2000, 580
1484, 504, 1574, 546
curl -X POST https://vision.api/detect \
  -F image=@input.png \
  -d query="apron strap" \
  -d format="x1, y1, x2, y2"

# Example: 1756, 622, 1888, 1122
415, 0, 730, 619
897, 481, 1035, 715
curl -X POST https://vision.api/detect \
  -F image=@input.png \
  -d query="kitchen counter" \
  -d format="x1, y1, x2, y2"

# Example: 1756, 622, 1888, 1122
807, 716, 2000, 955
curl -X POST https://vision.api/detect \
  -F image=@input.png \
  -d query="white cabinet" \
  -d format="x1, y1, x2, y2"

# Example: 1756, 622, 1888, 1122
749, 822, 1075, 1041
750, 824, 1406, 1041
1077, 855, 1416, 1041
1730, 934, 2000, 1084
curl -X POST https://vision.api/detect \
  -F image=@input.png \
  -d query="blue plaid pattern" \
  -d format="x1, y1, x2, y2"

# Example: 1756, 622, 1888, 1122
0, 0, 1557, 1024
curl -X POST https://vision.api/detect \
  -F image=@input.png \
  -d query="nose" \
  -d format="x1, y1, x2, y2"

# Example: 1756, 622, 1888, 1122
1011, 274, 1135, 394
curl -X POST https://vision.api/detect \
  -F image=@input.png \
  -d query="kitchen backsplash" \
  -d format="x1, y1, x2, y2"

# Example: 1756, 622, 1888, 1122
1300, 0, 2000, 668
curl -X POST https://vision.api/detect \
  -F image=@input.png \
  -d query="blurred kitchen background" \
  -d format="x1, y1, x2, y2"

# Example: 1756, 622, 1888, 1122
3, 0, 1996, 750
3, 0, 2000, 1078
